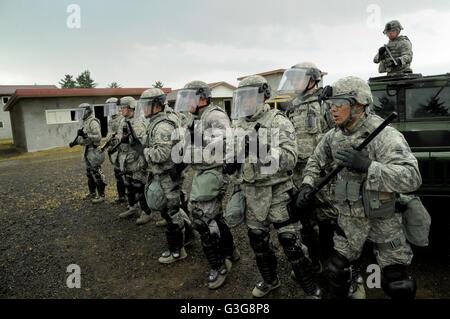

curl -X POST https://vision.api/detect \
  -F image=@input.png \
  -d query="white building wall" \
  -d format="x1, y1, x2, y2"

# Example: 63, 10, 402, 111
0, 96, 13, 139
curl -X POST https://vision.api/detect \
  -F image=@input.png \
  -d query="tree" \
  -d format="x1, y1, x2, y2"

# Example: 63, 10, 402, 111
152, 81, 164, 89
59, 74, 77, 88
108, 82, 121, 88
76, 70, 97, 88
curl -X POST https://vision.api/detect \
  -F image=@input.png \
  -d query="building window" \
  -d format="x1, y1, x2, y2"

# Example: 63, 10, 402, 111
0, 121, 3, 128
46, 109, 79, 125
1, 97, 9, 105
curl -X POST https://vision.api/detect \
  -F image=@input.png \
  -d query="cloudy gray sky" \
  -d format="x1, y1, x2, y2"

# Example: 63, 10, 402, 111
1, 0, 449, 89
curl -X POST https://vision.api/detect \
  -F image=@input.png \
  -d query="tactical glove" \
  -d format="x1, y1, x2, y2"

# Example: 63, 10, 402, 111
335, 148, 372, 173
295, 184, 314, 210
378, 46, 387, 56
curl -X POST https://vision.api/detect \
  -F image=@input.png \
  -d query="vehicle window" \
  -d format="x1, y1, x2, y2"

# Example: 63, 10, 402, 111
406, 86, 450, 120
371, 91, 397, 119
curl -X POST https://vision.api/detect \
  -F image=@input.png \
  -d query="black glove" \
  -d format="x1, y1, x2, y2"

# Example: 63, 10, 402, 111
295, 184, 314, 210
121, 135, 130, 144
223, 162, 241, 175
69, 141, 76, 148
335, 148, 372, 173
77, 128, 87, 138
378, 46, 387, 56
386, 58, 402, 68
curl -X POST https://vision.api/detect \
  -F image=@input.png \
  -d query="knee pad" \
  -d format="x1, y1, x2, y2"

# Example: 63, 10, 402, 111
382, 265, 416, 299
326, 251, 351, 287
248, 228, 270, 253
192, 218, 210, 238
278, 232, 304, 262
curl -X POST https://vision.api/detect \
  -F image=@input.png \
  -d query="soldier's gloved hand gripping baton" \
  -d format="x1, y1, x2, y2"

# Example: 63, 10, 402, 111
305, 112, 398, 200
384, 45, 399, 67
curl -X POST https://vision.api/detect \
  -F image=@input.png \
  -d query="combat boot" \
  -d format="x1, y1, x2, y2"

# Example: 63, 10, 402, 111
159, 227, 187, 264
84, 179, 97, 200
119, 205, 139, 219
252, 278, 281, 298
348, 265, 366, 299
92, 182, 106, 204
136, 211, 152, 225
155, 218, 168, 227
113, 196, 126, 204
208, 259, 232, 290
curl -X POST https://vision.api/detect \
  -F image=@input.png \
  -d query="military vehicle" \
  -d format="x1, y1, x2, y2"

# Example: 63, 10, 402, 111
370, 73, 450, 258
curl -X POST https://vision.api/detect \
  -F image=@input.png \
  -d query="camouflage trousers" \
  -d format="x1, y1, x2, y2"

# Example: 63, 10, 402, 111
334, 213, 413, 268
84, 147, 105, 184
242, 180, 301, 236
188, 168, 227, 235
151, 172, 184, 228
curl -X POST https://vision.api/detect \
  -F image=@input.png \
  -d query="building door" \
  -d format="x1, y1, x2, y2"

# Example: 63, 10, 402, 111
224, 100, 232, 117
94, 105, 108, 137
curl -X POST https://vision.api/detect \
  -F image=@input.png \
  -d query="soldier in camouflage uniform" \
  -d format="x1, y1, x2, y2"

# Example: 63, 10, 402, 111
175, 81, 239, 290
278, 62, 337, 273
374, 20, 413, 75
116, 97, 152, 225
138, 88, 190, 264
104, 97, 126, 204
70, 103, 106, 204
298, 76, 421, 299
225, 75, 321, 298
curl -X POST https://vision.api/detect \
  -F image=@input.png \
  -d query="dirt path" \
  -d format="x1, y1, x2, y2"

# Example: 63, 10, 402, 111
0, 151, 449, 299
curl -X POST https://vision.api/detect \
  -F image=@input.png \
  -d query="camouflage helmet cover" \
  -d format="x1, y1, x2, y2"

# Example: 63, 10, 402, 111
140, 88, 166, 104
291, 62, 322, 81
383, 20, 403, 34
331, 76, 373, 106
105, 97, 119, 104
238, 74, 267, 88
183, 80, 211, 99
120, 96, 137, 109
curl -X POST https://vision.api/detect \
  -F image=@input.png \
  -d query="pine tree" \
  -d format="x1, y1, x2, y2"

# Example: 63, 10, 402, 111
59, 74, 77, 88
108, 82, 121, 88
152, 81, 164, 89
76, 70, 97, 88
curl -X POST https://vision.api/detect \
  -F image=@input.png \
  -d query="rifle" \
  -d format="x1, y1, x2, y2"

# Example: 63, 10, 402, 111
384, 45, 399, 67
126, 120, 145, 156
69, 128, 86, 148
307, 112, 398, 199
100, 133, 116, 153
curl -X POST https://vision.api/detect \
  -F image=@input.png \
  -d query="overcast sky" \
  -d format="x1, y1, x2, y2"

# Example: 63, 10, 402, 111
1, 0, 449, 89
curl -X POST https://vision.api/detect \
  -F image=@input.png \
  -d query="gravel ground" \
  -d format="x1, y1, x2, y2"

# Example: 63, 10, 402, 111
0, 149, 449, 299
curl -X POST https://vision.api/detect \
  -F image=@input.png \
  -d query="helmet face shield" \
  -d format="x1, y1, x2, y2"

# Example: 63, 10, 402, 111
104, 102, 120, 117
231, 86, 264, 119
174, 89, 200, 113
138, 99, 159, 118
75, 107, 92, 121
277, 69, 311, 95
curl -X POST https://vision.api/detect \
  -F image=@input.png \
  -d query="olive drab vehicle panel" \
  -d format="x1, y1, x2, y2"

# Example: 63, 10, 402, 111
369, 73, 450, 197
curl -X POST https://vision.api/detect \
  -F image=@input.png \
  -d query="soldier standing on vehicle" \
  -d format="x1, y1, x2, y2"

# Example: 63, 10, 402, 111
70, 103, 106, 204
374, 20, 413, 75
225, 75, 322, 298
116, 96, 152, 225
297, 76, 421, 299
175, 81, 239, 290
103, 97, 126, 204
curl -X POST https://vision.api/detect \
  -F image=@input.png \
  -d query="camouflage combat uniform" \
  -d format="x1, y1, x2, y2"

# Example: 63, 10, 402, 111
302, 113, 421, 268
143, 109, 186, 257
117, 115, 150, 214
374, 35, 413, 75
77, 114, 106, 197
106, 113, 126, 200
186, 103, 237, 283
